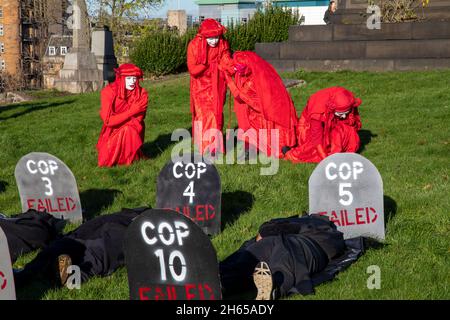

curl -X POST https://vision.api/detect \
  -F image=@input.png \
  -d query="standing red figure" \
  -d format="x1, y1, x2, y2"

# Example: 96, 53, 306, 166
286, 87, 362, 163
222, 51, 299, 158
187, 19, 232, 155
96, 64, 148, 167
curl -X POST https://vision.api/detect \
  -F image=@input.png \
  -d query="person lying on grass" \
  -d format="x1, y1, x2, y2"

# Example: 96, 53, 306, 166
220, 214, 364, 300
14, 208, 148, 288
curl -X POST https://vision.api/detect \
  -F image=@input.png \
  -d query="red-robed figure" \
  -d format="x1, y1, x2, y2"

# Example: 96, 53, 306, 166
286, 87, 362, 163
96, 64, 148, 167
222, 51, 299, 158
187, 19, 232, 155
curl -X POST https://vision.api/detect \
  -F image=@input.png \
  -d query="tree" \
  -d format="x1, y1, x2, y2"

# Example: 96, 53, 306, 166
87, 0, 165, 29
86, 0, 165, 60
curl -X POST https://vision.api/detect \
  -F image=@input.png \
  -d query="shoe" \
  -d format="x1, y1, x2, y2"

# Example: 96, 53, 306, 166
57, 254, 72, 287
253, 261, 274, 300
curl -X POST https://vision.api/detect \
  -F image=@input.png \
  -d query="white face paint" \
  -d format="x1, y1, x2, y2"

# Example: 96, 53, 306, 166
206, 37, 219, 47
125, 76, 137, 91
334, 110, 351, 119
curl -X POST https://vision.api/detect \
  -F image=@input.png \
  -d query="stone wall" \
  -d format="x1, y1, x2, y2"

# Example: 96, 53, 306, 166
256, 21, 450, 72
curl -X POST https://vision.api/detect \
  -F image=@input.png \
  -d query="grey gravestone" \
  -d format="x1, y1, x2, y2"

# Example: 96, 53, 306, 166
309, 153, 385, 240
156, 155, 221, 236
91, 26, 118, 83
0, 227, 16, 300
125, 209, 221, 300
15, 152, 82, 223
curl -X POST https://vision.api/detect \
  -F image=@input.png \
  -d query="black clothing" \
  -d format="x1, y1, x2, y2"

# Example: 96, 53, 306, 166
15, 208, 147, 287
0, 210, 63, 262
220, 215, 363, 298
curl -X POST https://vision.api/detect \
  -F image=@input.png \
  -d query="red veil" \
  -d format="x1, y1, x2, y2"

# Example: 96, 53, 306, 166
187, 19, 232, 154
224, 51, 298, 157
97, 64, 149, 167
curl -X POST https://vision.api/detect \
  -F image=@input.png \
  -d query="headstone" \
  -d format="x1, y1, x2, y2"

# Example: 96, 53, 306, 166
156, 155, 221, 236
91, 26, 118, 84
15, 152, 83, 223
0, 227, 16, 300
55, 0, 103, 93
125, 209, 221, 300
309, 153, 385, 240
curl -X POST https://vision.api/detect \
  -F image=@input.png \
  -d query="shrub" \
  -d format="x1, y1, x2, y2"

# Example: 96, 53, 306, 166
225, 5, 300, 51
130, 5, 299, 75
130, 28, 193, 77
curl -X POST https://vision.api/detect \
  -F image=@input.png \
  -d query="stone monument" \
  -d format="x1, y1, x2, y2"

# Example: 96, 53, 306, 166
56, 0, 103, 93
91, 25, 118, 84
167, 10, 188, 35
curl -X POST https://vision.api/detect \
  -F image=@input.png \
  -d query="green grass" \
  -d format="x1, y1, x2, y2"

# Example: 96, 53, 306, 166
0, 71, 449, 300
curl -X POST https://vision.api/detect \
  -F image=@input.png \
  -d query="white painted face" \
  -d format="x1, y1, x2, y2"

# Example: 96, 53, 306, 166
206, 37, 219, 47
334, 110, 351, 119
125, 76, 137, 91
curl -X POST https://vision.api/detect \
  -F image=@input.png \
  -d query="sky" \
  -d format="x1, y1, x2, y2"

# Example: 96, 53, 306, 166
149, 0, 199, 18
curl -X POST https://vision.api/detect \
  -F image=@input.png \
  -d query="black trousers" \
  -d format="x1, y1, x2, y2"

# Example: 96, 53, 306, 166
14, 208, 144, 287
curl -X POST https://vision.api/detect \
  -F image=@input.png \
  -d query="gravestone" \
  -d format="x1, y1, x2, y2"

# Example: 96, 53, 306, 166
15, 152, 83, 223
125, 209, 221, 300
91, 26, 118, 84
0, 227, 16, 300
309, 153, 385, 240
156, 155, 221, 236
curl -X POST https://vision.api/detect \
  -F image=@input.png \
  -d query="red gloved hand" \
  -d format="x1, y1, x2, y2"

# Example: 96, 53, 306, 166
316, 144, 328, 160
234, 63, 248, 76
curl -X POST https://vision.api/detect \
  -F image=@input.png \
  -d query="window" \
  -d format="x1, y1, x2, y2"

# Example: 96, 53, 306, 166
0, 43, 4, 53
0, 7, 3, 18
60, 46, 67, 55
49, 46, 56, 56
1, 60, 5, 70
0, 25, 3, 36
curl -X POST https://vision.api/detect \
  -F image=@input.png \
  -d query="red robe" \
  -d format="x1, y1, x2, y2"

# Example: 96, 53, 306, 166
187, 19, 232, 155
286, 87, 362, 163
96, 64, 148, 167
223, 51, 298, 158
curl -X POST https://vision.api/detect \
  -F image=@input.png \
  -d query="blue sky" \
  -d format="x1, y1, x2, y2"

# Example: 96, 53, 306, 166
150, 0, 199, 18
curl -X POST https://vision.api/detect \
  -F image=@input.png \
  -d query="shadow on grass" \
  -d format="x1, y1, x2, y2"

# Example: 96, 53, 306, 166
0, 99, 77, 121
384, 195, 397, 224
80, 189, 123, 221
142, 132, 177, 159
221, 191, 255, 230
15, 278, 55, 300
363, 195, 397, 250
0, 180, 8, 193
358, 129, 378, 153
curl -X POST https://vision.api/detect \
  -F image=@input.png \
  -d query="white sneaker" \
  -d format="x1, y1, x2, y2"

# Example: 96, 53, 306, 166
253, 261, 274, 300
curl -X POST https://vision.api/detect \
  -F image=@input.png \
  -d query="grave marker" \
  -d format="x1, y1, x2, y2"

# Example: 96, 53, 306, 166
125, 209, 221, 300
309, 153, 385, 240
15, 152, 82, 223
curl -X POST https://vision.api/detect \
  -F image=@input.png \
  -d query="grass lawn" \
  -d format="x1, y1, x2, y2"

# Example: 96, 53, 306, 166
0, 70, 449, 300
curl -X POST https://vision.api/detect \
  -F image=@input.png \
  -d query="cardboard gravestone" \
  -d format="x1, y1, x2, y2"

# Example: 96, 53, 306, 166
15, 152, 82, 223
156, 155, 221, 236
125, 209, 221, 300
0, 226, 16, 300
309, 153, 385, 240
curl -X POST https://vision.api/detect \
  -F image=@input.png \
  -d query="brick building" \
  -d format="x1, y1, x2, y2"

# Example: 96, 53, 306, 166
0, 0, 69, 89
